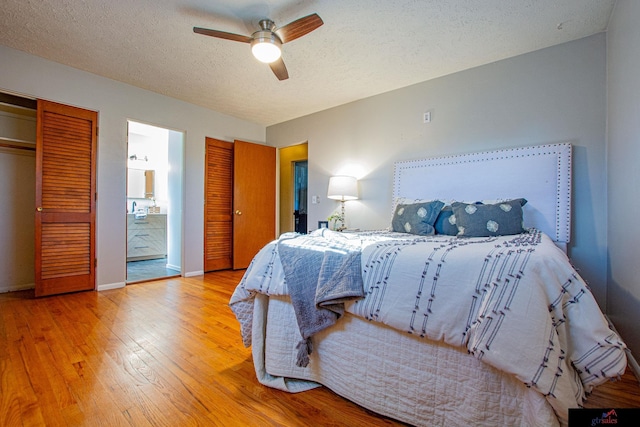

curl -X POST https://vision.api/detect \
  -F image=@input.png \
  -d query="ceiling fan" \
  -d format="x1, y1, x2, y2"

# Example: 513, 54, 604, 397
194, 13, 323, 81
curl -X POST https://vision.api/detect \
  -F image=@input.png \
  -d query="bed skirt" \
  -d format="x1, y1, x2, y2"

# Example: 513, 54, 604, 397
252, 294, 561, 427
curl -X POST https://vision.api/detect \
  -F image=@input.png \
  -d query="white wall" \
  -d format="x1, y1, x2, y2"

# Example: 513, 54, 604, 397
267, 34, 609, 307
167, 130, 184, 271
0, 45, 265, 290
606, 0, 640, 358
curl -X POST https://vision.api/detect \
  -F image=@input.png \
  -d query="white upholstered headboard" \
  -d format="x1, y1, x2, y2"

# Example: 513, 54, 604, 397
392, 143, 572, 244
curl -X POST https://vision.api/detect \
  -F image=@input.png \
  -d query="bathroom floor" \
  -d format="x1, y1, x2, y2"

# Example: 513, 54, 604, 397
126, 258, 180, 282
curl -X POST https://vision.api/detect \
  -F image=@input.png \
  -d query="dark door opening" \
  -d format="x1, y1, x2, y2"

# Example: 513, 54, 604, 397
293, 160, 308, 234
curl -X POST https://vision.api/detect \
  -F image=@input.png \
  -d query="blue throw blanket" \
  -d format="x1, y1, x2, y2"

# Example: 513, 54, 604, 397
277, 230, 364, 367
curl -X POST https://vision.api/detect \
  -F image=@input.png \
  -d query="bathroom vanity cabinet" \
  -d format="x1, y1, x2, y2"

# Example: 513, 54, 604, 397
126, 214, 167, 261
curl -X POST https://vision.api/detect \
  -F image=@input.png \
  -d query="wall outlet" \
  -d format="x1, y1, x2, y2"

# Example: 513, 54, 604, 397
423, 111, 431, 123
312, 195, 320, 204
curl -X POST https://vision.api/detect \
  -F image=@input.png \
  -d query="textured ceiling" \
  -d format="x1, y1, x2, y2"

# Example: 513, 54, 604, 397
0, 0, 615, 126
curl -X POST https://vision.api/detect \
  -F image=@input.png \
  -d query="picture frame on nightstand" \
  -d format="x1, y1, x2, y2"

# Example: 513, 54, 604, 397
318, 221, 328, 229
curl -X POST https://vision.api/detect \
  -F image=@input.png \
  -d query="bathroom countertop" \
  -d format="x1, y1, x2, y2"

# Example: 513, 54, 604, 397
127, 212, 166, 215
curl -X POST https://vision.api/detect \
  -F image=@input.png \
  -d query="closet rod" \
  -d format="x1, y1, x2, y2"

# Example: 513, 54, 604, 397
0, 140, 36, 152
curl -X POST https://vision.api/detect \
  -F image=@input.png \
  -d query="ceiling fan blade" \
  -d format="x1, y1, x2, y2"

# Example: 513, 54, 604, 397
275, 13, 323, 44
193, 27, 252, 43
269, 58, 289, 81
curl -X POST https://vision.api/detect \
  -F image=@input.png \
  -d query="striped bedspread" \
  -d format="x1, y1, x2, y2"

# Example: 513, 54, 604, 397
230, 228, 627, 419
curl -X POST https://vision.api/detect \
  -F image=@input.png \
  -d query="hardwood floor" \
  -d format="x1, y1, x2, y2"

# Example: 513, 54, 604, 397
1, 270, 638, 426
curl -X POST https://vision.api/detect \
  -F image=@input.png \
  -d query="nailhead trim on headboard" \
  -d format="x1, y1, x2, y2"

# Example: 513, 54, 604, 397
392, 143, 572, 243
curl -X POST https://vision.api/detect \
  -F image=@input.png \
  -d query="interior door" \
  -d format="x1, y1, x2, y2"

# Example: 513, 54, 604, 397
233, 140, 276, 269
204, 138, 233, 271
35, 100, 97, 297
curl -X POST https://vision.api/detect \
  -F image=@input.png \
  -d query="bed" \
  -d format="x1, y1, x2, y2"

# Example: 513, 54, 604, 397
230, 143, 627, 427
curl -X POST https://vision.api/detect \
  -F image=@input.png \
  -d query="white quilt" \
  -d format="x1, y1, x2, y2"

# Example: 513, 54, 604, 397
230, 228, 627, 421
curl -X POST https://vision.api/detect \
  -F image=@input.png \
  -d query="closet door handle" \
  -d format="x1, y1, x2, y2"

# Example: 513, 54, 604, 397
235, 210, 242, 215
37, 207, 43, 212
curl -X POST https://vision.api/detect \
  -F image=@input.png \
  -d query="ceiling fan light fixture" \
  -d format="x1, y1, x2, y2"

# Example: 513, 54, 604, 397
251, 31, 282, 63
194, 13, 322, 79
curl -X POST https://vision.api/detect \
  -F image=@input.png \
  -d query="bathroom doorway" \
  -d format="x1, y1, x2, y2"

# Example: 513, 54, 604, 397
126, 121, 184, 282
278, 142, 308, 234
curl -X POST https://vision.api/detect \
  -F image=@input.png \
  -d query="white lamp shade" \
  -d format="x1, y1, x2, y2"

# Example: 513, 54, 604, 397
251, 32, 282, 63
327, 176, 358, 201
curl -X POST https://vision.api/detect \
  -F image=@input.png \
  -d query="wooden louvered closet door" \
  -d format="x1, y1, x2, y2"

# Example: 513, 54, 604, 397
35, 100, 97, 297
204, 138, 233, 271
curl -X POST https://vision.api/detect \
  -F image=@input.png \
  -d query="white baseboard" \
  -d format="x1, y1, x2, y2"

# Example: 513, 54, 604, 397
166, 263, 181, 271
184, 270, 204, 278
0, 283, 34, 293
97, 282, 126, 291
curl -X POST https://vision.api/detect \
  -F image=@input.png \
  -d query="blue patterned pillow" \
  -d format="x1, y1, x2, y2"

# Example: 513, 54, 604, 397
451, 199, 527, 237
434, 206, 459, 235
392, 201, 445, 235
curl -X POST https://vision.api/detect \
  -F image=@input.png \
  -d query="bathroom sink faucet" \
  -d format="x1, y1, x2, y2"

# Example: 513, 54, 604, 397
132, 201, 137, 213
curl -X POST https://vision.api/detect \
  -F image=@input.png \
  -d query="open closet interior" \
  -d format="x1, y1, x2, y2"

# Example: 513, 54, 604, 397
0, 92, 37, 293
